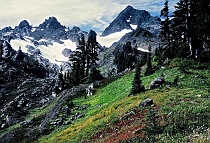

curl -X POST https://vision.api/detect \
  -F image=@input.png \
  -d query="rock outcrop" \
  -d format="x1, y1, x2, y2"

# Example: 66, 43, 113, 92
0, 40, 58, 132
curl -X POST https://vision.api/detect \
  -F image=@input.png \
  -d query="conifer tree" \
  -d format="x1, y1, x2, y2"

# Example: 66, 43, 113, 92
58, 68, 65, 90
85, 30, 100, 81
69, 31, 101, 84
160, 0, 173, 58
130, 61, 145, 95
171, 0, 210, 59
171, 0, 192, 57
114, 42, 136, 73
145, 45, 153, 76
76, 34, 86, 80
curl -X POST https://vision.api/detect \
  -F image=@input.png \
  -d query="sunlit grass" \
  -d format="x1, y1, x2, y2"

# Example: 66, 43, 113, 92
39, 65, 210, 143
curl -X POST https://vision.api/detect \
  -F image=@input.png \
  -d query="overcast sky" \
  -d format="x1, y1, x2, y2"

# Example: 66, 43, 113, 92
0, 0, 179, 32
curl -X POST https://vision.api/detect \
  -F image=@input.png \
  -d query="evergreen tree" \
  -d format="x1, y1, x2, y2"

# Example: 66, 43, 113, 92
145, 45, 153, 76
114, 42, 136, 73
192, 0, 210, 60
166, 0, 192, 58
58, 68, 65, 90
69, 51, 83, 85
154, 44, 166, 68
171, 0, 209, 59
76, 34, 86, 80
130, 61, 145, 96
85, 30, 100, 81
114, 49, 125, 73
160, 0, 173, 59
69, 31, 101, 84
88, 65, 103, 83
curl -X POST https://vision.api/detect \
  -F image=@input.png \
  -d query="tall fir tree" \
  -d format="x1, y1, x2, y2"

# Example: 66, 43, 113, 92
171, 0, 209, 59
86, 30, 100, 82
69, 53, 82, 85
114, 42, 136, 73
145, 45, 153, 76
160, 0, 173, 59
69, 31, 101, 84
172, 0, 191, 56
76, 34, 86, 80
130, 61, 145, 96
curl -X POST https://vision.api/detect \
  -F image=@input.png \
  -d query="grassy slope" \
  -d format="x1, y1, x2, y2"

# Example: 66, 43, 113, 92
39, 63, 210, 143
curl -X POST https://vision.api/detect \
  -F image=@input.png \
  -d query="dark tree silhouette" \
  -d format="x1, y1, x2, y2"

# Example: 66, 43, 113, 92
160, 0, 173, 59
130, 61, 145, 95
145, 45, 153, 76
69, 30, 102, 85
114, 42, 136, 73
170, 0, 210, 59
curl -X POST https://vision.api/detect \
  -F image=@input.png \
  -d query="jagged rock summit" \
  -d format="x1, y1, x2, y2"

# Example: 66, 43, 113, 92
0, 16, 88, 44
101, 5, 161, 36
38, 16, 65, 31
18, 20, 32, 29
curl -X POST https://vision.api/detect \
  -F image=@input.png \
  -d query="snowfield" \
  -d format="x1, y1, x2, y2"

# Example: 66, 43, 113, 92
10, 27, 147, 66
97, 29, 132, 47
10, 37, 77, 65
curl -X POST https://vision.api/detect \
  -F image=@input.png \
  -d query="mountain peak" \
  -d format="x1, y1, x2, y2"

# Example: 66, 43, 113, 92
38, 16, 65, 30
124, 5, 134, 10
101, 6, 156, 36
70, 26, 81, 32
18, 20, 31, 29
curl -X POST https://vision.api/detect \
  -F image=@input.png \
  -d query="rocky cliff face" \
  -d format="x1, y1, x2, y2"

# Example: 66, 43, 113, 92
101, 5, 161, 36
0, 40, 57, 131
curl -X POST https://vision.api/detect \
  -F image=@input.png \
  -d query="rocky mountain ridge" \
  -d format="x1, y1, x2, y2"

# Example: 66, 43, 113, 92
1, 17, 88, 44
101, 5, 161, 36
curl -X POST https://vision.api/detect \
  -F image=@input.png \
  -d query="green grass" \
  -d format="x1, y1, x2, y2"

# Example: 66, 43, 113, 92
38, 62, 210, 143
0, 124, 20, 137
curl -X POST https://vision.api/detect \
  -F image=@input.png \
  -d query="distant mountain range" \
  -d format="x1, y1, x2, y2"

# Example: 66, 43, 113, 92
0, 5, 161, 70
0, 16, 87, 43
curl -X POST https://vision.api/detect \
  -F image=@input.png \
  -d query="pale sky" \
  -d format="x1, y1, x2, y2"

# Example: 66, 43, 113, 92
0, 0, 179, 32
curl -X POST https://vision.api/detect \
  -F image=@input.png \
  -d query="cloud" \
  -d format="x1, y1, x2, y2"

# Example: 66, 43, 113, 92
0, 0, 179, 32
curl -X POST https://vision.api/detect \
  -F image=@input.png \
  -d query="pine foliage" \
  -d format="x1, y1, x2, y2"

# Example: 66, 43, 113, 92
68, 31, 102, 85
130, 62, 145, 95
145, 45, 153, 76
158, 0, 210, 62
114, 42, 136, 73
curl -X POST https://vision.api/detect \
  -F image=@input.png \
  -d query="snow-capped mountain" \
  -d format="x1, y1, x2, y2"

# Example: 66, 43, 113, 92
97, 6, 161, 74
0, 17, 87, 65
0, 6, 161, 71
101, 5, 161, 37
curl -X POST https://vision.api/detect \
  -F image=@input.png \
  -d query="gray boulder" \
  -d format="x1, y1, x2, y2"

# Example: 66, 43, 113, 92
149, 76, 165, 90
139, 98, 154, 108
